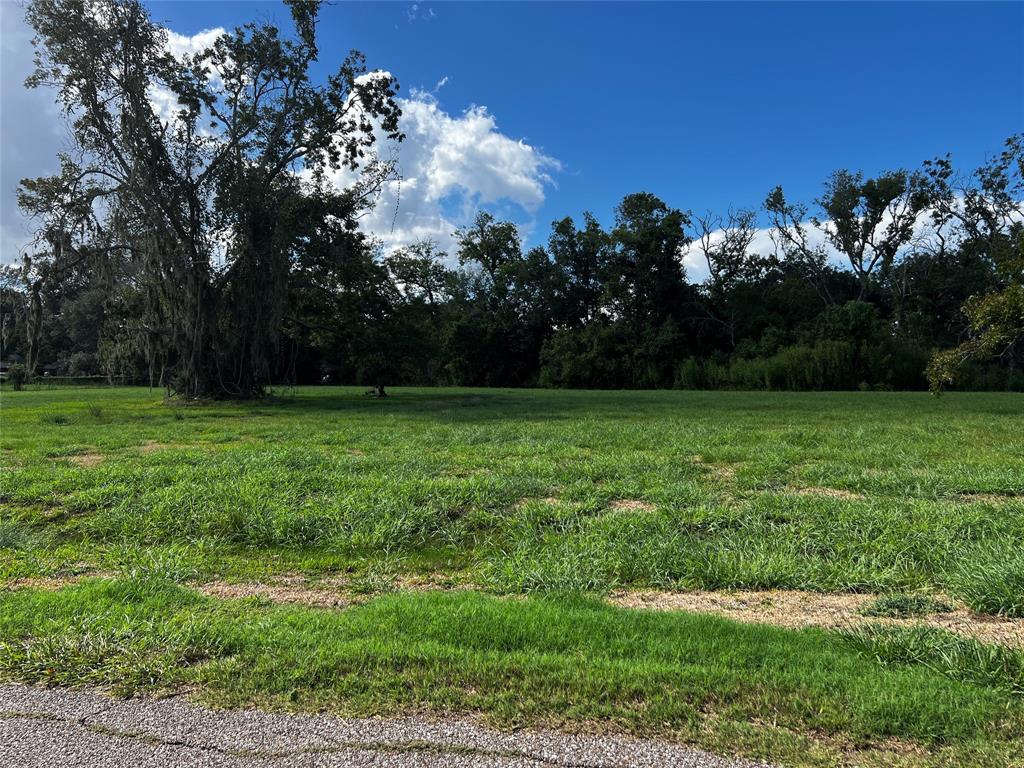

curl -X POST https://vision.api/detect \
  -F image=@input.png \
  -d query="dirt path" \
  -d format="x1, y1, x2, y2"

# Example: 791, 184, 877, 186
0, 683, 769, 768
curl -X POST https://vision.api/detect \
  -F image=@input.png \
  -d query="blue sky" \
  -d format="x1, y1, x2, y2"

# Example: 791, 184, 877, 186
3, 1, 1023, 265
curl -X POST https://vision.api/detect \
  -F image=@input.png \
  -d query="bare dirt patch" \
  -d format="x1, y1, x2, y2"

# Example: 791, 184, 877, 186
66, 452, 103, 468
198, 580, 350, 608
515, 496, 562, 508
392, 573, 469, 591
2, 576, 89, 591
958, 492, 1019, 505
610, 589, 1024, 647
788, 486, 864, 501
690, 455, 737, 481
197, 572, 465, 608
607, 499, 657, 513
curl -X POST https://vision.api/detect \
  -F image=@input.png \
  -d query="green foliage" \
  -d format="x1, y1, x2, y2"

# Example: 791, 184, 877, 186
927, 137, 1024, 393
20, 0, 402, 398
816, 168, 928, 294
3, 388, 1022, 600
12, 148, 1024, 393
3, 389, 1023, 766
929, 282, 1024, 393
12, 0, 1023, 395
675, 338, 928, 391
0, 519, 36, 551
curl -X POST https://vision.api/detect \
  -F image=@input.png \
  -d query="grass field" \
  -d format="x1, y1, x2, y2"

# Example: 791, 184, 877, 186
1, 387, 1023, 766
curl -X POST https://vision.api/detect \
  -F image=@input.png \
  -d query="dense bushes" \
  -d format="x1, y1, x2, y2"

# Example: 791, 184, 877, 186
675, 332, 931, 391
670, 303, 930, 391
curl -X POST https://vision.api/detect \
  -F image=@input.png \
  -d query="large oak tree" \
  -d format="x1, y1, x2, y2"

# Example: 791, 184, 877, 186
19, 0, 401, 397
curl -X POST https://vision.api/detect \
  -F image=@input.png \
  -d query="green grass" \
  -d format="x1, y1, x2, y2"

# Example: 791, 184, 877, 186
1, 386, 1023, 765
842, 624, 1024, 698
2, 387, 1021, 597
0, 578, 1021, 766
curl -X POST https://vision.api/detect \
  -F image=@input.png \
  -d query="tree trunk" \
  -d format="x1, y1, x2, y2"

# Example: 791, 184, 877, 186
26, 279, 43, 374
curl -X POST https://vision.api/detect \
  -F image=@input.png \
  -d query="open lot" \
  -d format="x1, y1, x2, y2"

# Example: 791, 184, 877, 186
1, 387, 1023, 766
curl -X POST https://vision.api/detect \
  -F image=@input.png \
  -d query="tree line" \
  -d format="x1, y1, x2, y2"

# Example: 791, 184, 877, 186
2, 0, 1022, 396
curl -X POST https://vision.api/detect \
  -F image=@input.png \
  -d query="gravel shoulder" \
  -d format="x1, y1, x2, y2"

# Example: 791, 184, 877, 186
0, 683, 770, 768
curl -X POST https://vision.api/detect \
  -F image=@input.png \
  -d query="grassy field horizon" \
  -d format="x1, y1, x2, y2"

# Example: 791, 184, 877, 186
2, 386, 1022, 766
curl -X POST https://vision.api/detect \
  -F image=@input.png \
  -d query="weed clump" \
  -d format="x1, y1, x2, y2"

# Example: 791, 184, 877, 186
948, 546, 1024, 618
0, 519, 35, 550
843, 624, 1024, 697
860, 593, 953, 618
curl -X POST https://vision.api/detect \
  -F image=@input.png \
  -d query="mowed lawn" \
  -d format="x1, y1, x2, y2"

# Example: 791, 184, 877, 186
1, 387, 1023, 766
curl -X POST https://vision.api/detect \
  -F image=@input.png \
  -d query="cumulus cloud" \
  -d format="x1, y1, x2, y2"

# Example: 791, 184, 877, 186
165, 27, 225, 58
0, 1, 557, 266
149, 27, 226, 124
327, 91, 561, 256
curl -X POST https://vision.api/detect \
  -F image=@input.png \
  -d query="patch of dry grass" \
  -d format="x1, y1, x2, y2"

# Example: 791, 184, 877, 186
610, 589, 1024, 647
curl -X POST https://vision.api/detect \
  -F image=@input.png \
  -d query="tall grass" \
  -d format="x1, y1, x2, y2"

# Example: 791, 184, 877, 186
2, 387, 1022, 604
947, 544, 1024, 618
843, 624, 1024, 697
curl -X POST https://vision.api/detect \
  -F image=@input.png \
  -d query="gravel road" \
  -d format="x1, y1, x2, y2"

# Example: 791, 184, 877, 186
0, 683, 771, 767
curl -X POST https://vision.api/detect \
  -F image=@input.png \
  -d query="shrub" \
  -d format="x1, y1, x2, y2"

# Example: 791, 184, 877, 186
68, 351, 98, 376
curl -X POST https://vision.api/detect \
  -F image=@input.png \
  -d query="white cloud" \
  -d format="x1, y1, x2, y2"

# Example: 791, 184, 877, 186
681, 228, 776, 283
1, 17, 229, 263
327, 91, 562, 257
0, 4, 66, 264
165, 27, 225, 59
149, 28, 226, 124
1, 3, 556, 266
681, 219, 882, 284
